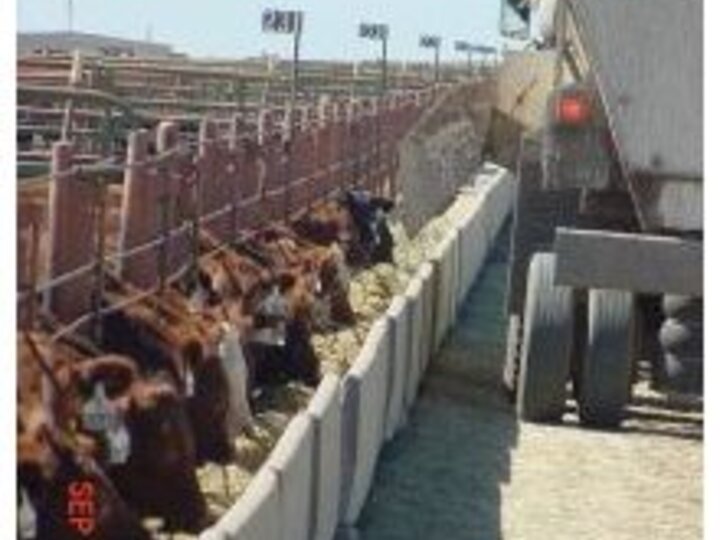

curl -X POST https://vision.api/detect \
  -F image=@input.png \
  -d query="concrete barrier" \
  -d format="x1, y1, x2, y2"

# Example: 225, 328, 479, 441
307, 375, 343, 540
449, 228, 461, 328
340, 318, 391, 525
455, 167, 515, 305
404, 276, 424, 408
419, 263, 436, 374
199, 528, 224, 540
266, 413, 314, 540
431, 234, 455, 353
384, 296, 411, 440
457, 196, 489, 303
213, 468, 282, 540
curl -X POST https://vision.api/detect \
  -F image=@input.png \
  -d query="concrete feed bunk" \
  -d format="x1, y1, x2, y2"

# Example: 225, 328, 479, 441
198, 166, 514, 540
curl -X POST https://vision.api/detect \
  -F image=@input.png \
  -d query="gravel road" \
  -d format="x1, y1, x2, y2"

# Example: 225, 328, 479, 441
357, 226, 703, 540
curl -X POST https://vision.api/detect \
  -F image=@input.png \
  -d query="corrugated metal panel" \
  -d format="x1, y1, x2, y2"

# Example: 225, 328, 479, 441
570, 0, 702, 179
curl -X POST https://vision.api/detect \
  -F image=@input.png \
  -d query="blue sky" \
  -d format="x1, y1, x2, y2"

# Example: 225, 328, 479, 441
17, 0, 501, 61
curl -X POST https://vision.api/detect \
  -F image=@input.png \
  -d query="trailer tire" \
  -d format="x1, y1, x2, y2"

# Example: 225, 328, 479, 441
517, 253, 574, 422
662, 295, 702, 322
664, 354, 703, 394
579, 289, 634, 427
659, 318, 703, 358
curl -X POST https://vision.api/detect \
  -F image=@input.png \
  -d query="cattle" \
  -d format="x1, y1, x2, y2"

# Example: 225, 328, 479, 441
18, 420, 151, 540
197, 229, 329, 389
17, 332, 151, 540
242, 226, 355, 328
20, 329, 213, 533
342, 189, 395, 264
103, 376, 210, 532
71, 351, 211, 532
99, 278, 237, 466
292, 190, 396, 266
292, 199, 357, 249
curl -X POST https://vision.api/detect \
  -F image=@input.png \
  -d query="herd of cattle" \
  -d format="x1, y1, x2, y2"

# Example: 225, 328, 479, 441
17, 189, 395, 539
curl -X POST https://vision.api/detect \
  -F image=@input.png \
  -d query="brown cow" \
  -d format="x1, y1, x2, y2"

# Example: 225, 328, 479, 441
99, 279, 237, 466
242, 226, 355, 329
18, 332, 151, 540
72, 351, 211, 532
104, 376, 210, 532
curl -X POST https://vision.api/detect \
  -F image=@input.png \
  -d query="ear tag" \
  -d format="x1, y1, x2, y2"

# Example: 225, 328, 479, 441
82, 383, 113, 432
107, 421, 132, 465
275, 321, 287, 347
184, 369, 196, 397
262, 285, 287, 317
18, 488, 37, 540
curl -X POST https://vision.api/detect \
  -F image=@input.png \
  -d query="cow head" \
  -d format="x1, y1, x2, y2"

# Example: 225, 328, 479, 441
342, 189, 396, 264
111, 379, 209, 532
18, 400, 149, 540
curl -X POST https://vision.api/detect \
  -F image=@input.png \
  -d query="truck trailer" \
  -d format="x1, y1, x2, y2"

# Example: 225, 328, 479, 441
499, 0, 702, 426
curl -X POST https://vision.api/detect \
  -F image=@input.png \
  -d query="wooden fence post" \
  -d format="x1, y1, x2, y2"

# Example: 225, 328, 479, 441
316, 95, 333, 201
156, 121, 182, 289
45, 141, 95, 323
118, 129, 156, 289
228, 114, 247, 240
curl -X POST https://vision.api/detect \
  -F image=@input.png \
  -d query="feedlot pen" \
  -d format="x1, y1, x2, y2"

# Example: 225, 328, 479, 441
357, 226, 703, 540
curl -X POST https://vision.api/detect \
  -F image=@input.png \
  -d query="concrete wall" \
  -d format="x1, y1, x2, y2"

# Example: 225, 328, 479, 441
199, 165, 514, 540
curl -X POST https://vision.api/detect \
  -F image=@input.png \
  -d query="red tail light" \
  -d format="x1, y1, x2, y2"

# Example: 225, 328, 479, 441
556, 93, 592, 126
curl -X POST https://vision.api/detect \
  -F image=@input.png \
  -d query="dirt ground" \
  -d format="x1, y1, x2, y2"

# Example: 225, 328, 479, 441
357, 227, 703, 540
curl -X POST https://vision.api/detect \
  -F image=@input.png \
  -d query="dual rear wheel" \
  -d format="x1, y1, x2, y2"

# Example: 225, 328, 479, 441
509, 252, 635, 426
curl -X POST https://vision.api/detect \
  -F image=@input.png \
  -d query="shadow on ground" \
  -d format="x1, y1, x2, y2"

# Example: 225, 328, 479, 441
356, 224, 517, 540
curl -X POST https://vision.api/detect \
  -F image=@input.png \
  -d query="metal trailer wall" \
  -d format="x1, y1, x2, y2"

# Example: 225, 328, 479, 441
198, 166, 514, 540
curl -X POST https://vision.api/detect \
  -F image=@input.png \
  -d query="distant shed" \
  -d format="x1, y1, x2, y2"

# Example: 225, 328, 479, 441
17, 31, 178, 58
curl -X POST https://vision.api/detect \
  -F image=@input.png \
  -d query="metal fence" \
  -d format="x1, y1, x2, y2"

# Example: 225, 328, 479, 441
17, 89, 432, 347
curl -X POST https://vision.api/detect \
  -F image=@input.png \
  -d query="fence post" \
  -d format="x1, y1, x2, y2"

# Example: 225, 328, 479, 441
332, 101, 345, 191
370, 97, 381, 195
348, 98, 361, 189
229, 114, 246, 241
256, 107, 274, 223
156, 121, 179, 291
282, 103, 293, 222
258, 107, 272, 146
90, 174, 107, 343
45, 141, 95, 323
118, 129, 156, 289
316, 96, 332, 201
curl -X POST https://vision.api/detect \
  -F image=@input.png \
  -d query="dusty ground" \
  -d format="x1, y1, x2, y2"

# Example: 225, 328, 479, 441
357, 227, 703, 540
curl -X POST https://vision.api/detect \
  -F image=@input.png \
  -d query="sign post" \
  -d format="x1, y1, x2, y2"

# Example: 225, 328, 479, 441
262, 8, 304, 221
261, 8, 304, 129
419, 34, 442, 90
359, 22, 390, 95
